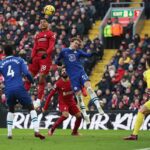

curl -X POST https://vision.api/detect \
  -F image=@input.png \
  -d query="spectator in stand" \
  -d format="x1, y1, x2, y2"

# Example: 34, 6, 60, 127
104, 18, 112, 49
124, 18, 134, 36
143, 0, 150, 19
112, 17, 123, 49
140, 93, 148, 105
118, 51, 131, 70
129, 98, 140, 111
96, 76, 111, 94
108, 65, 116, 78
93, 37, 104, 60
121, 95, 130, 110
112, 65, 125, 83
133, 34, 141, 47
103, 88, 112, 109
109, 93, 118, 110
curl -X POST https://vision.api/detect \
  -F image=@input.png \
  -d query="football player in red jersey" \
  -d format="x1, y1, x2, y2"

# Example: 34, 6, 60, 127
24, 18, 56, 107
42, 67, 82, 136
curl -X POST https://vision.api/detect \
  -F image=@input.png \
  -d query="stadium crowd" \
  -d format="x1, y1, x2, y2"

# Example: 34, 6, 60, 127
88, 32, 150, 111
0, 0, 150, 112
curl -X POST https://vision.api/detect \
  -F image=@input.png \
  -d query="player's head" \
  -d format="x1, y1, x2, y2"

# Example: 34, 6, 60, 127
61, 67, 68, 79
70, 37, 82, 50
39, 18, 49, 30
3, 45, 13, 56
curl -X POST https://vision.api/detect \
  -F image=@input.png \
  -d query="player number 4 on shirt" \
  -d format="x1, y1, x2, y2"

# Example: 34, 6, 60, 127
7, 65, 15, 77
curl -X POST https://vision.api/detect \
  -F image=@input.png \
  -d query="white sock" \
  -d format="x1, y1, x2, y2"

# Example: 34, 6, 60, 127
76, 95, 87, 116
7, 112, 14, 136
30, 110, 39, 133
87, 87, 103, 113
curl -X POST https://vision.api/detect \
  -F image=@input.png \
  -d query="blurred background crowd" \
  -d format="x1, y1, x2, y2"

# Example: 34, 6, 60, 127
0, 0, 150, 112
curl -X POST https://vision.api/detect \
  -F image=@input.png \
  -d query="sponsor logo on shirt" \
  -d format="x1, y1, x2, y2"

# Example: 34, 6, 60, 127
38, 38, 47, 42
63, 91, 73, 96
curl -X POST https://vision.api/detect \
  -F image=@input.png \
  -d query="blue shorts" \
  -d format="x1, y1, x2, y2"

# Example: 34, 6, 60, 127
5, 86, 32, 107
70, 71, 89, 92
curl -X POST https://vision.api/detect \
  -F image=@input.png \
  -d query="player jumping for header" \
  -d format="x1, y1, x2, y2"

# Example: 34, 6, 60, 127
56, 37, 104, 124
24, 18, 56, 108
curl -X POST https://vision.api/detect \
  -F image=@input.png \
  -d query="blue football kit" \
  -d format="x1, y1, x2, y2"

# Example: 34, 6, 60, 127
56, 48, 92, 92
0, 56, 34, 107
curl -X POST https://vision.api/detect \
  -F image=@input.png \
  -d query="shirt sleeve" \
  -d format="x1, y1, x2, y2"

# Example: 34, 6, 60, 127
46, 32, 56, 55
20, 58, 34, 83
43, 83, 58, 110
78, 50, 92, 58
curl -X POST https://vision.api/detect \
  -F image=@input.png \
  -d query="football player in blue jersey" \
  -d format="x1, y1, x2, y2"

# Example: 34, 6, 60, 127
56, 37, 104, 124
0, 45, 45, 140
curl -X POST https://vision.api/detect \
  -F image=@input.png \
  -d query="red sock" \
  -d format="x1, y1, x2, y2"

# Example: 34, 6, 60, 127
38, 82, 45, 100
81, 87, 87, 97
52, 116, 67, 132
24, 80, 31, 91
73, 117, 82, 133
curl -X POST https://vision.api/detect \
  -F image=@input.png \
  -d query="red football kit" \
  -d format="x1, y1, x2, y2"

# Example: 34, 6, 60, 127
29, 30, 55, 75
44, 78, 80, 115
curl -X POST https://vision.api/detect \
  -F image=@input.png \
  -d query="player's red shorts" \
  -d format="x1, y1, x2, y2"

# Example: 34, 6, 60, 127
59, 99, 80, 115
29, 53, 51, 75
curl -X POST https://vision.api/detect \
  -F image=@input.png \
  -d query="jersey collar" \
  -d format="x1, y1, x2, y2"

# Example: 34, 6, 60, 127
5, 56, 13, 59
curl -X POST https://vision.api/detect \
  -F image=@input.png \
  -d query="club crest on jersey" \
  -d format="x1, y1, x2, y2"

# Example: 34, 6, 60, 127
68, 54, 76, 62
74, 87, 78, 91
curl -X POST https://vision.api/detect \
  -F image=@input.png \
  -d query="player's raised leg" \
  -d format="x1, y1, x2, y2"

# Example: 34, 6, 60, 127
84, 81, 104, 115
34, 59, 51, 109
48, 111, 68, 136
124, 101, 150, 140
75, 92, 90, 124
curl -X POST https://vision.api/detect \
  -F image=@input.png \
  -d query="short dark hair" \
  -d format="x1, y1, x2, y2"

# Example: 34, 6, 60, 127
41, 18, 48, 22
71, 37, 82, 43
3, 45, 13, 56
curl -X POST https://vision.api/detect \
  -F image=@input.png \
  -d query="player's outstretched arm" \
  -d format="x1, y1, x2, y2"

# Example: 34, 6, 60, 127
78, 50, 93, 58
43, 86, 57, 111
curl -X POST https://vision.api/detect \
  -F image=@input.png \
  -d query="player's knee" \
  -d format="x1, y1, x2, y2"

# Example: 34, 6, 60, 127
62, 112, 69, 118
75, 112, 82, 118
84, 81, 91, 88
139, 106, 148, 115
86, 86, 93, 94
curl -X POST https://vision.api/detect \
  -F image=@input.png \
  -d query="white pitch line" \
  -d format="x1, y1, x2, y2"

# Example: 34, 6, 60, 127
136, 148, 150, 150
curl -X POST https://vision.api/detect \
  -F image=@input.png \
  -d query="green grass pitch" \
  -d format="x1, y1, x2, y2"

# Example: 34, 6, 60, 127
0, 129, 150, 150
